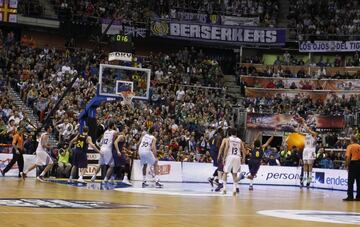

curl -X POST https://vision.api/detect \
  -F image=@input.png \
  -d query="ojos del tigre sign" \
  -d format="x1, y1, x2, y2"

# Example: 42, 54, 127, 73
299, 41, 360, 52
151, 19, 286, 46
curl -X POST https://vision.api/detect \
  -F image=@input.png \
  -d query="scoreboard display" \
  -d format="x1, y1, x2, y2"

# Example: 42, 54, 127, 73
110, 34, 132, 43
109, 34, 133, 52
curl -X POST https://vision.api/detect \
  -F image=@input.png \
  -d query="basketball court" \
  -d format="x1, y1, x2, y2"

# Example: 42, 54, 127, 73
0, 177, 359, 227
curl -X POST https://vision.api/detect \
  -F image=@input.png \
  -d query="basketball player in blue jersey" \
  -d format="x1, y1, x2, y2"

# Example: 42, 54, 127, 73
208, 129, 224, 189
114, 129, 131, 184
68, 126, 99, 183
247, 132, 274, 190
138, 127, 163, 188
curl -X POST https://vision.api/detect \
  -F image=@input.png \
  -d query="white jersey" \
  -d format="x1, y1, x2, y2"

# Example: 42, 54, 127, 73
36, 132, 48, 152
100, 129, 116, 151
304, 133, 316, 150
139, 134, 155, 152
227, 136, 242, 157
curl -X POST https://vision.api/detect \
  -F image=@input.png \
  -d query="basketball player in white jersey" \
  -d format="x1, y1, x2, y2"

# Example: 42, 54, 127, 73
300, 118, 317, 188
91, 121, 118, 183
22, 126, 54, 182
220, 128, 245, 195
138, 127, 163, 188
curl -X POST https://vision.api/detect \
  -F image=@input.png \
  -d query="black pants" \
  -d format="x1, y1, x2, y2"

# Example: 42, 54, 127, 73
3, 148, 24, 174
347, 160, 360, 198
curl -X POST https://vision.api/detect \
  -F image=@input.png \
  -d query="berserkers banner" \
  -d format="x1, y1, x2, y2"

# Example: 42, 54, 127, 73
151, 19, 286, 46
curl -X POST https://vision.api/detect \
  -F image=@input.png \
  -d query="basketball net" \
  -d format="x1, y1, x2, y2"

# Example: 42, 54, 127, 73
120, 90, 135, 107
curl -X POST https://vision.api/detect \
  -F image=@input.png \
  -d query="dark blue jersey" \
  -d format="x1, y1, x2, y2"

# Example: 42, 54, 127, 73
75, 134, 88, 153
250, 147, 263, 161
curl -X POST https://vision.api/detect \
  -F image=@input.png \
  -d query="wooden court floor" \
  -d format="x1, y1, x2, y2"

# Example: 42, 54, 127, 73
0, 177, 359, 227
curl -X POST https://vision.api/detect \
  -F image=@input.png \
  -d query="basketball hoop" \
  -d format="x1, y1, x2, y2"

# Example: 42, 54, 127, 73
120, 90, 135, 107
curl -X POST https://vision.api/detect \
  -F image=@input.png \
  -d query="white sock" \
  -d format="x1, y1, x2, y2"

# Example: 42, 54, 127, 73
143, 175, 146, 182
233, 180, 238, 191
40, 172, 45, 177
250, 179, 253, 186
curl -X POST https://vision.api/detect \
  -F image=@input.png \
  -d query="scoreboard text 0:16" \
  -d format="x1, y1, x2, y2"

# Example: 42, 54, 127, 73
112, 34, 131, 43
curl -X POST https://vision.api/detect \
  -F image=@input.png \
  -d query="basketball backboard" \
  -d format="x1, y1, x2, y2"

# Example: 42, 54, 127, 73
98, 64, 151, 101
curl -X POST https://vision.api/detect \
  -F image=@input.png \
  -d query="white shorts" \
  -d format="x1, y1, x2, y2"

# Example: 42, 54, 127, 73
99, 148, 114, 166
303, 159, 314, 165
223, 155, 241, 173
35, 150, 53, 166
139, 149, 156, 166
303, 148, 316, 161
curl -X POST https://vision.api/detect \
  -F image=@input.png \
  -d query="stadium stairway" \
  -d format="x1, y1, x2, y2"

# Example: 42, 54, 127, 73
7, 86, 58, 147
223, 74, 243, 101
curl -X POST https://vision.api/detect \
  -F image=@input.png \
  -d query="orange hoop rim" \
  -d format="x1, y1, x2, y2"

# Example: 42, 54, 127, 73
120, 91, 135, 106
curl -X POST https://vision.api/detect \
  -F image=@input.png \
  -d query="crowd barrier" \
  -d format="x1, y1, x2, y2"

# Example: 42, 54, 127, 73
241, 75, 360, 90
241, 63, 360, 76
131, 160, 350, 191
1, 156, 349, 191
245, 87, 360, 102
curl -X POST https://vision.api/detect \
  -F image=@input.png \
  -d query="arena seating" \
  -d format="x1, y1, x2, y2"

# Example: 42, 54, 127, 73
47, 0, 280, 27
288, 0, 360, 39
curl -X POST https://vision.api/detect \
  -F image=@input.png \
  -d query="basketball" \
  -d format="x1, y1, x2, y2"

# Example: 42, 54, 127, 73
286, 132, 305, 151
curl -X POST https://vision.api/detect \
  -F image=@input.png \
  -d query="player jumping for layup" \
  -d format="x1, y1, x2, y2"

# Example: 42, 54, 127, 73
220, 128, 245, 195
138, 128, 163, 188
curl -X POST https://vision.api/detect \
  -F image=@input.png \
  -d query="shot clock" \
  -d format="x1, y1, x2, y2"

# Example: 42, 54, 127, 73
109, 34, 133, 52
111, 34, 132, 43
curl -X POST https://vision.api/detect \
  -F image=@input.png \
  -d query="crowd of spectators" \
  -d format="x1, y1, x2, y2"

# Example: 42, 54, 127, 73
50, 0, 280, 27
0, 29, 353, 172
243, 93, 360, 117
0, 30, 229, 166
18, 0, 44, 18
288, 0, 360, 38
0, 87, 37, 154
277, 145, 346, 169
242, 52, 360, 68
163, 0, 279, 27
53, 0, 151, 23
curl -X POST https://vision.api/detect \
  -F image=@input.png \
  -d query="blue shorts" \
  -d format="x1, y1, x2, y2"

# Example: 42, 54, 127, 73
248, 159, 261, 176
